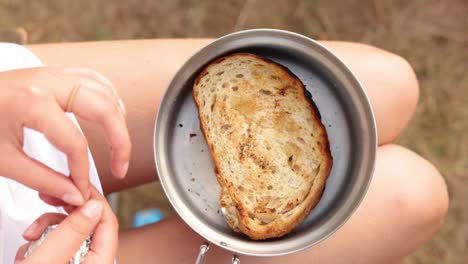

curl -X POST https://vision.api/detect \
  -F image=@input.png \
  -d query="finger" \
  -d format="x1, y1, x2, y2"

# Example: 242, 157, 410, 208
39, 192, 67, 207
60, 67, 116, 95
19, 67, 131, 179
22, 213, 66, 241
60, 68, 127, 116
85, 187, 119, 263
107, 117, 131, 180
38, 193, 77, 213
15, 243, 30, 262
37, 192, 81, 217
73, 87, 131, 179
4, 146, 84, 206
25, 102, 90, 199
26, 200, 103, 263
69, 83, 131, 179
63, 205, 77, 214
50, 69, 131, 179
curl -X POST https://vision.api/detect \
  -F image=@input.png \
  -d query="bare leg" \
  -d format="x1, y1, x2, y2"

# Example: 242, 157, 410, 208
28, 40, 447, 262
29, 40, 418, 194
117, 145, 448, 264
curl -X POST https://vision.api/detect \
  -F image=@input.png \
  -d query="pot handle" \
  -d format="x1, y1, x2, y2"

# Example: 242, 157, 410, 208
195, 243, 240, 264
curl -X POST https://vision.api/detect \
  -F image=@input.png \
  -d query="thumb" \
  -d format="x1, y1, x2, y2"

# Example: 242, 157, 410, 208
25, 200, 102, 263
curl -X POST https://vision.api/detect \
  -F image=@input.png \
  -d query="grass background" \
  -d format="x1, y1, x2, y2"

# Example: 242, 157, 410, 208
1, 0, 466, 263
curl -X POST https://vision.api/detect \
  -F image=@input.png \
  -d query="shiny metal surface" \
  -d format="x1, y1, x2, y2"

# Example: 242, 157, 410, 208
195, 243, 210, 264
154, 29, 377, 256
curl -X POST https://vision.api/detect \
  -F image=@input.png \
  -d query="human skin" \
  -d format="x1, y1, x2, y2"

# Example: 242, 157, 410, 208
0, 66, 130, 205
28, 40, 448, 263
16, 187, 118, 264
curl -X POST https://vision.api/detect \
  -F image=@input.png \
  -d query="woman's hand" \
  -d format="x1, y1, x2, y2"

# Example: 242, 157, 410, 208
15, 187, 118, 263
0, 67, 131, 205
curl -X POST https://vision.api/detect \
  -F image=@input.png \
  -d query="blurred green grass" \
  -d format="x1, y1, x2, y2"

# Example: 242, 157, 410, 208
1, 0, 466, 263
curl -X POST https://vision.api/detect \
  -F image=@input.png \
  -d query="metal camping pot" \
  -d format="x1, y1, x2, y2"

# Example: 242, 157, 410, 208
154, 29, 377, 263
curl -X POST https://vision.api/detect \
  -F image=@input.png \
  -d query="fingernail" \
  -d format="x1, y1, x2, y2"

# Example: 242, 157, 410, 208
118, 99, 127, 116
120, 162, 129, 178
81, 200, 102, 220
22, 221, 38, 237
62, 192, 85, 206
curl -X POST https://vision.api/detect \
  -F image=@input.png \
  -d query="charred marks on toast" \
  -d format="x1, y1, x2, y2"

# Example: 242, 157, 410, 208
274, 99, 280, 109
278, 85, 293, 96
194, 70, 208, 86
211, 56, 227, 65
238, 142, 248, 161
249, 153, 274, 172
248, 53, 329, 158
193, 53, 332, 239
238, 133, 277, 174
238, 141, 253, 163
246, 152, 277, 174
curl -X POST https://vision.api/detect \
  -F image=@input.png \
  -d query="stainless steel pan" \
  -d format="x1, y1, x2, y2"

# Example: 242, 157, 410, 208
154, 29, 377, 263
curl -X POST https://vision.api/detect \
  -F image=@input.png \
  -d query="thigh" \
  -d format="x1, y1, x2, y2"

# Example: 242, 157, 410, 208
29, 40, 419, 193
117, 145, 448, 264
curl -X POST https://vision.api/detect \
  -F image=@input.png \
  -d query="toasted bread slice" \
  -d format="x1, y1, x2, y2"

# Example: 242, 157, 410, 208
193, 53, 332, 240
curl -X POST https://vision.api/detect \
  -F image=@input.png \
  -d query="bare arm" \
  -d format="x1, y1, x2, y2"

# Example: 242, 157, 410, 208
28, 39, 211, 193
26, 39, 448, 264
28, 39, 416, 194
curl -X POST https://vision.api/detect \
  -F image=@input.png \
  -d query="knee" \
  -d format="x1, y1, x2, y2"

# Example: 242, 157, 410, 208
378, 48, 419, 143
359, 43, 419, 108
382, 51, 420, 119
385, 145, 448, 235
352, 43, 420, 143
